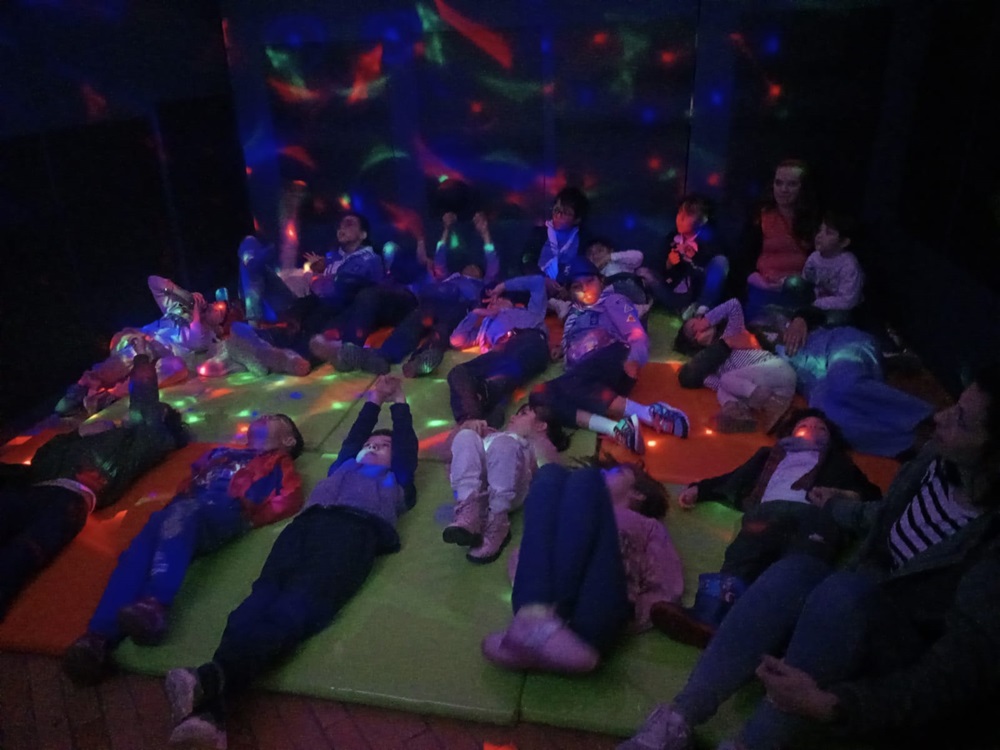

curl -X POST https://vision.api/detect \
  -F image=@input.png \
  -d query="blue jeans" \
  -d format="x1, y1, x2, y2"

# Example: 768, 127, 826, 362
88, 495, 249, 641
512, 465, 630, 652
788, 327, 932, 457
674, 555, 906, 749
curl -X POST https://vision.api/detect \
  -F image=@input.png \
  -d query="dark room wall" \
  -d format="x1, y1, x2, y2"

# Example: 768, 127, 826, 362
2, 0, 998, 433
0, 0, 252, 431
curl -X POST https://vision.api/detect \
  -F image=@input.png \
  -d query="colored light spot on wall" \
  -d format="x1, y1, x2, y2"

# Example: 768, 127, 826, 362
710, 90, 723, 106
439, 174, 449, 183
414, 40, 426, 57
666, 167, 678, 179
285, 222, 297, 241
592, 31, 609, 45
647, 156, 662, 171
624, 216, 636, 230
764, 34, 780, 55
767, 83, 782, 101
707, 172, 721, 187
470, 100, 483, 114
347, 44, 384, 104
245, 166, 252, 175
642, 107, 656, 124
660, 50, 677, 65
339, 193, 352, 209
434, 0, 513, 69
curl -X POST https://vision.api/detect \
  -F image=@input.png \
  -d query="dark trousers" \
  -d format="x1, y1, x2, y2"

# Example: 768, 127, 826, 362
375, 298, 470, 363
0, 485, 90, 616
646, 255, 730, 313
448, 329, 550, 424
720, 501, 843, 583
530, 342, 636, 426
328, 284, 417, 346
512, 465, 630, 651
212, 507, 379, 692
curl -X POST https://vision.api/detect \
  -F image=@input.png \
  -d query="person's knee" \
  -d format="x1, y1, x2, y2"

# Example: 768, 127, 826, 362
486, 433, 520, 459
803, 571, 874, 618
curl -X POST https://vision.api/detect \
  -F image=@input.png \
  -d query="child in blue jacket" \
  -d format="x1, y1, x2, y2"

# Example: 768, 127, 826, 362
163, 375, 418, 750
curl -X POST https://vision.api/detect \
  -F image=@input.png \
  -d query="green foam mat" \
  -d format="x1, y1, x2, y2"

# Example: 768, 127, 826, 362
114, 465, 526, 724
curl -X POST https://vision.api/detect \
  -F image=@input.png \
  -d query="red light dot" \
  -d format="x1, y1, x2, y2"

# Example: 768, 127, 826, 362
245, 166, 252, 175
593, 32, 608, 45
707, 172, 721, 187
414, 41, 425, 56
768, 83, 782, 99
470, 101, 483, 114
660, 51, 677, 65
647, 156, 662, 171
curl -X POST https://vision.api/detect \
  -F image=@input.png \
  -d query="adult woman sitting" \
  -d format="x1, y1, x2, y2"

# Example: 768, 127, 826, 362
619, 362, 1000, 750
742, 159, 818, 320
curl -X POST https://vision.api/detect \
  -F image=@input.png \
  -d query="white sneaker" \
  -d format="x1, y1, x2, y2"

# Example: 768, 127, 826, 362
617, 703, 693, 750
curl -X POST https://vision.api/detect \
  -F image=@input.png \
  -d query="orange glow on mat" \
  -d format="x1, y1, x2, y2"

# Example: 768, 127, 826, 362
434, 0, 513, 69
268, 79, 323, 104
6, 435, 31, 446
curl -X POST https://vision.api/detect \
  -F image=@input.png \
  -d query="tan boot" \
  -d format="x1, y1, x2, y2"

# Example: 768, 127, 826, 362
466, 511, 511, 564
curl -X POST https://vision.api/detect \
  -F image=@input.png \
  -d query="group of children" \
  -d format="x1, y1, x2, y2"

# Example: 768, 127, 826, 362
3, 173, 949, 749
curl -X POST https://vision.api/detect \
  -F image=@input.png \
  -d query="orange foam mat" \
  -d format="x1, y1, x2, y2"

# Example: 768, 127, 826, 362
0, 442, 210, 655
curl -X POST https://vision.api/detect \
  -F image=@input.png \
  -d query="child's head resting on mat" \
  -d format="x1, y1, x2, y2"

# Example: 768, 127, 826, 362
246, 414, 304, 458
565, 257, 603, 306
775, 408, 843, 452
585, 454, 669, 519
675, 314, 724, 354
357, 429, 393, 467
506, 403, 570, 453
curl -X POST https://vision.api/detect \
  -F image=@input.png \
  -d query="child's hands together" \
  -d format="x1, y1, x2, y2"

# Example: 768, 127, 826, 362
807, 487, 859, 508
369, 374, 405, 404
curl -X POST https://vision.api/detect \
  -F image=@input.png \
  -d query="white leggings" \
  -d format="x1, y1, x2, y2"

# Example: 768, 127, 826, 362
716, 358, 797, 406
449, 430, 534, 514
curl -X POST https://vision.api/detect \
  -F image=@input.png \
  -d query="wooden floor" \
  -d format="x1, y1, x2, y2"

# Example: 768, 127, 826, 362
0, 651, 623, 750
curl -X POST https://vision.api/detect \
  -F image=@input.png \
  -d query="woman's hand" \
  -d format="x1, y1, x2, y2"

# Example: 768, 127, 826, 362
756, 655, 839, 721
782, 317, 809, 356
677, 485, 698, 509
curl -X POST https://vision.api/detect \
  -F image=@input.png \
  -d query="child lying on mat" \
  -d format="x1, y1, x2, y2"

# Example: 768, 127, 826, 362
162, 375, 418, 750
650, 409, 879, 650
62, 413, 305, 685
531, 257, 690, 456
676, 297, 797, 434
56, 276, 230, 416
482, 457, 683, 674
444, 402, 569, 564
1, 355, 188, 621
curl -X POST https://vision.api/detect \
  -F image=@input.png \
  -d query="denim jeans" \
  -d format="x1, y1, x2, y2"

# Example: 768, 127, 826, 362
674, 555, 903, 749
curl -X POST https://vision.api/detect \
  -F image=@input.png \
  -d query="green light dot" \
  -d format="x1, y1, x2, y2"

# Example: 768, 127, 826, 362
438, 174, 449, 183
330, 401, 347, 410
425, 419, 450, 428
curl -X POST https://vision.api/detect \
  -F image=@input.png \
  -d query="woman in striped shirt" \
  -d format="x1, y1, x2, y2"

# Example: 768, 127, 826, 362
620, 363, 1000, 750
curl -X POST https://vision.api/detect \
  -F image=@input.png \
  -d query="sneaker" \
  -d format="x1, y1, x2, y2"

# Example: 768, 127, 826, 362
714, 401, 756, 434
336, 343, 390, 375
442, 495, 486, 547
118, 596, 168, 646
617, 703, 693, 750
198, 347, 242, 378
169, 711, 227, 750
501, 608, 600, 674
62, 632, 113, 686
649, 601, 716, 649
613, 414, 645, 454
308, 334, 342, 364
649, 402, 690, 438
466, 511, 511, 564
267, 348, 310, 376
481, 630, 536, 670
165, 667, 204, 725
402, 347, 444, 378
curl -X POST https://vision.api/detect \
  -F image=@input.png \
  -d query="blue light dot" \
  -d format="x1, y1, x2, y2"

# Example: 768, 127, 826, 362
541, 38, 551, 53
764, 35, 780, 55
352, 195, 364, 212
624, 216, 636, 230
642, 108, 656, 124
288, 391, 304, 400
251, 410, 260, 417
710, 90, 723, 106
287, 34, 301, 47
385, 27, 400, 42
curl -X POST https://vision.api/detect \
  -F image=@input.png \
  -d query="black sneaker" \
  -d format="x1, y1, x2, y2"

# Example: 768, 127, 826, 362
402, 348, 444, 378
63, 632, 114, 686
